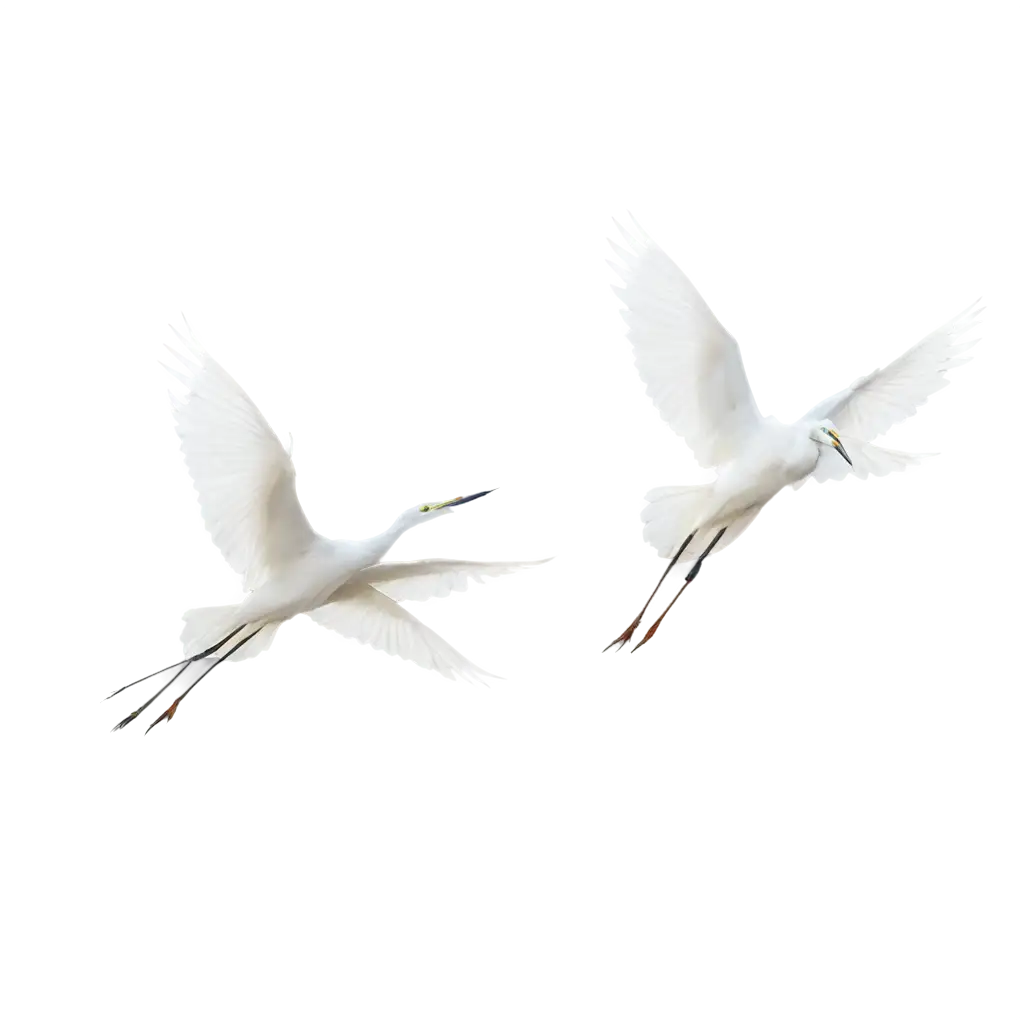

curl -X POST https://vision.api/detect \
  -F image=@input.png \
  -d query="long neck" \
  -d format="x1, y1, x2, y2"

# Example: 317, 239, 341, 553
364, 503, 419, 561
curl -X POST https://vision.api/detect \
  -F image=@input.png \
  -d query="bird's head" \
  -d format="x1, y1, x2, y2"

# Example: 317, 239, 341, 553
398, 489, 495, 527
811, 420, 853, 466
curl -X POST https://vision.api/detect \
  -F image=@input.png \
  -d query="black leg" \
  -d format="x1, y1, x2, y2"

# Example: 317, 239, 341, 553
144, 627, 264, 734
112, 618, 249, 733
603, 532, 696, 652
631, 528, 727, 652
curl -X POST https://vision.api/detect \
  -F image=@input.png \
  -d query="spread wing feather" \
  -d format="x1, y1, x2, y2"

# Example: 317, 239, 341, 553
165, 321, 317, 588
610, 218, 763, 468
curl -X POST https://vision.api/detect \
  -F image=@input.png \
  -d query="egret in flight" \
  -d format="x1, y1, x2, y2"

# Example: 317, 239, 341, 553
111, 323, 544, 733
604, 219, 979, 653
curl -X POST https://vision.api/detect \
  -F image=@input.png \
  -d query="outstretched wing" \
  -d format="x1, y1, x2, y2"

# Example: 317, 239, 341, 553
610, 218, 763, 468
800, 302, 980, 485
352, 558, 550, 602
307, 586, 498, 684
164, 321, 317, 589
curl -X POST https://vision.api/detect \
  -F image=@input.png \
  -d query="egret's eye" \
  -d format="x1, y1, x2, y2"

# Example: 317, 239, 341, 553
419, 505, 431, 513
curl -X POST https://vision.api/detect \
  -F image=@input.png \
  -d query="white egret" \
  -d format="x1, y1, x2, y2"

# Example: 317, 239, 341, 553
111, 322, 545, 733
604, 219, 979, 652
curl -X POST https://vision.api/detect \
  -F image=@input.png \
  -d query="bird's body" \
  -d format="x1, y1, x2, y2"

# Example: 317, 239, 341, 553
203, 526, 407, 647
183, 516, 526, 659
111, 323, 544, 732
606, 219, 978, 651
237, 540, 356, 625
703, 416, 818, 522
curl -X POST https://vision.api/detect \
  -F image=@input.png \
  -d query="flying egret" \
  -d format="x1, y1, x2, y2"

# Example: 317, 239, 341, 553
111, 322, 545, 733
604, 219, 979, 653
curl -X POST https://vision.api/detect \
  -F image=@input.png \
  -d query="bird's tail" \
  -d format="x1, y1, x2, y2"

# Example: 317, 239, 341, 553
630, 477, 712, 561
641, 485, 758, 562
180, 598, 284, 663
175, 598, 248, 655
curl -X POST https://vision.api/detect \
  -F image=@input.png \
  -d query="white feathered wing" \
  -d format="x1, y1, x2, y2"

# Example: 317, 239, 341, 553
164, 321, 318, 590
610, 218, 764, 469
797, 302, 981, 487
308, 558, 547, 682
611, 219, 765, 558
352, 558, 550, 600
165, 320, 318, 661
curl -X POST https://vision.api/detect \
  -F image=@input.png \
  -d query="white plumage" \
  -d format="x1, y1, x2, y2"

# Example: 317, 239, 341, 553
111, 322, 546, 732
164, 328, 315, 592
610, 232, 763, 469
796, 303, 979, 485
606, 218, 979, 651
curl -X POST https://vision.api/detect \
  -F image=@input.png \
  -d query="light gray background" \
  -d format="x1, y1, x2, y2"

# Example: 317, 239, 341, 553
2, 1, 1021, 1021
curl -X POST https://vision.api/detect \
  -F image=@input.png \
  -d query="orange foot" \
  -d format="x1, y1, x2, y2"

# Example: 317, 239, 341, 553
606, 614, 638, 647
638, 585, 696, 647
160, 700, 183, 724
631, 620, 662, 653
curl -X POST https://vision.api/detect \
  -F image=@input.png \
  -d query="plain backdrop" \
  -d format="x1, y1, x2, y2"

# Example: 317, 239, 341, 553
2, 1, 1021, 1021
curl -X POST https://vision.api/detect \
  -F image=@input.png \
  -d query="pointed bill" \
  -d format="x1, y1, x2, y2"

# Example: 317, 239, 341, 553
831, 434, 853, 466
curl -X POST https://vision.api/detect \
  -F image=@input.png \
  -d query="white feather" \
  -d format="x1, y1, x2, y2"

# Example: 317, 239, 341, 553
111, 325, 545, 731
610, 217, 764, 469
605, 221, 979, 650
165, 320, 317, 590
641, 485, 759, 560
352, 558, 550, 601
307, 586, 498, 685
799, 302, 979, 485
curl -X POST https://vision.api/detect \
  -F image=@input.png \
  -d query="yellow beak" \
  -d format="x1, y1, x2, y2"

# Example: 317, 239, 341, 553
827, 430, 851, 466
417, 493, 466, 512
